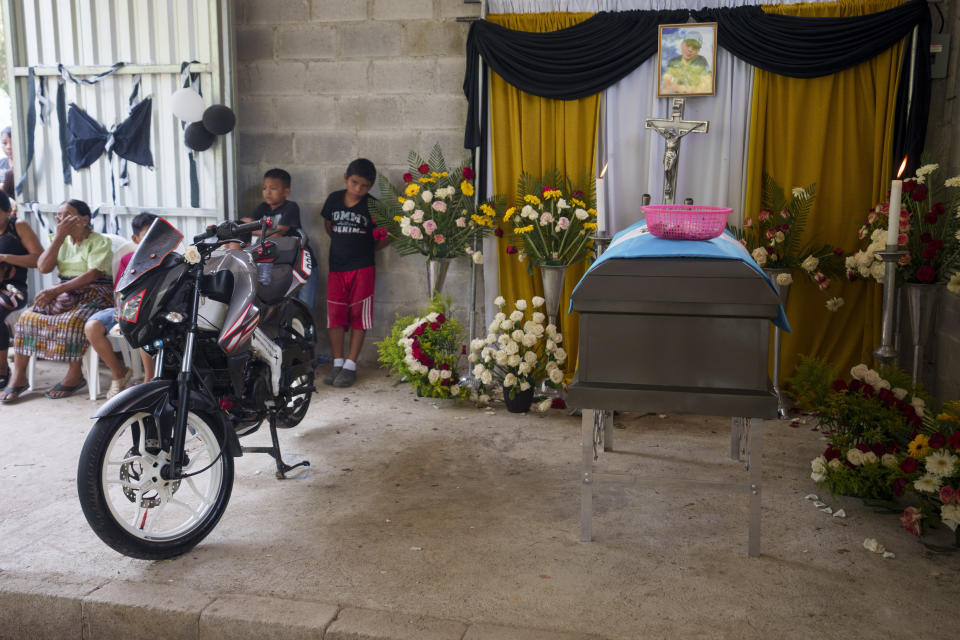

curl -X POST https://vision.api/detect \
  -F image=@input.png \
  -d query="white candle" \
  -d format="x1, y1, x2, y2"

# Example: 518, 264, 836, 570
887, 179, 902, 247
595, 176, 606, 233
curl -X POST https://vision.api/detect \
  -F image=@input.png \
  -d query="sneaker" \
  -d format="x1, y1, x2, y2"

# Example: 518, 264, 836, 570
323, 366, 342, 385
332, 368, 356, 388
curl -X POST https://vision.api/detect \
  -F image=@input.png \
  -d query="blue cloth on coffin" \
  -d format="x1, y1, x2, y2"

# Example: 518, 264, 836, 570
570, 221, 791, 332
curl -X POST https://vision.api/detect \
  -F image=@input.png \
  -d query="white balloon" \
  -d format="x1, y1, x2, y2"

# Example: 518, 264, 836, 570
171, 88, 205, 123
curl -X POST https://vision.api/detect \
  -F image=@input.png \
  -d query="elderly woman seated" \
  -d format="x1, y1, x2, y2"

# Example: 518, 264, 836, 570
0, 199, 114, 402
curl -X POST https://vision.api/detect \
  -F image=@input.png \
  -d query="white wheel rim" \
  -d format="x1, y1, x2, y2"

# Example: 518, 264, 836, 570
285, 315, 312, 413
100, 412, 224, 542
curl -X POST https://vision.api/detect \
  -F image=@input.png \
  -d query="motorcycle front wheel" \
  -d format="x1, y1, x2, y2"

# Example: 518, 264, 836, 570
277, 303, 316, 428
77, 411, 234, 560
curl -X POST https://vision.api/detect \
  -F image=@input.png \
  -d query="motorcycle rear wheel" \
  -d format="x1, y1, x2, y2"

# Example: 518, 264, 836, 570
277, 304, 316, 428
77, 411, 234, 560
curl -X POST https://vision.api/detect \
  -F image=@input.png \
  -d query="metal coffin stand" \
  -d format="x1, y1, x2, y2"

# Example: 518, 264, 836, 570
566, 258, 781, 556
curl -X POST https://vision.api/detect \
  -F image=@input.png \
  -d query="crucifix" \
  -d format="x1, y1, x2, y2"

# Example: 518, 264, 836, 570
644, 97, 709, 204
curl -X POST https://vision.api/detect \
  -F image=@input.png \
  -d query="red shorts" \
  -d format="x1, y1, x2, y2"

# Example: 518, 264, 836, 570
327, 266, 375, 330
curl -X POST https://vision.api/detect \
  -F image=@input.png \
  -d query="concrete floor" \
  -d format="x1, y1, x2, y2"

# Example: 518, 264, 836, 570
1, 360, 959, 639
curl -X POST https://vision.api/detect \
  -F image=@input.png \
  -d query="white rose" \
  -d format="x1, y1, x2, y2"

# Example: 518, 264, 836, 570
494, 296, 506, 307
532, 296, 545, 308
440, 369, 451, 380
556, 198, 569, 211
869, 262, 886, 282
510, 310, 524, 322
863, 369, 882, 386
811, 471, 827, 483
850, 364, 869, 381
449, 384, 460, 396
402, 198, 416, 212
752, 248, 768, 266
505, 341, 519, 355
473, 364, 486, 378
530, 323, 544, 337
472, 251, 483, 265
495, 351, 508, 366
574, 208, 588, 220
549, 368, 564, 384
522, 333, 537, 347
892, 387, 908, 400
503, 373, 517, 388
521, 204, 537, 219
553, 347, 567, 363
546, 339, 556, 352
511, 329, 524, 342
498, 334, 510, 347
470, 338, 485, 351
501, 319, 513, 331
486, 333, 497, 345
508, 354, 521, 367
942, 505, 960, 531
519, 381, 531, 391
828, 458, 843, 471
861, 451, 878, 465
536, 398, 552, 412
532, 312, 546, 324
776, 272, 793, 286
183, 246, 201, 264
480, 370, 493, 385
401, 226, 412, 237
774, 231, 786, 244
428, 369, 440, 384
801, 255, 819, 272
846, 448, 864, 466
478, 393, 490, 405
811, 456, 827, 474
881, 453, 898, 468
516, 299, 528, 311
421, 190, 433, 203
518, 362, 531, 375
468, 352, 478, 363
524, 350, 537, 364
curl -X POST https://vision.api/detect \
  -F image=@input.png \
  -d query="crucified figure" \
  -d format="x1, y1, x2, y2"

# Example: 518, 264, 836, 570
644, 98, 709, 204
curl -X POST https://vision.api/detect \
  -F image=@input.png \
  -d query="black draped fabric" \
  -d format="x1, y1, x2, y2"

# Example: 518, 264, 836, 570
463, 0, 931, 169
65, 99, 154, 170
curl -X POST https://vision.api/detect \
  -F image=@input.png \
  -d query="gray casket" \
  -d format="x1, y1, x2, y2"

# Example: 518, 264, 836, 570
567, 256, 783, 556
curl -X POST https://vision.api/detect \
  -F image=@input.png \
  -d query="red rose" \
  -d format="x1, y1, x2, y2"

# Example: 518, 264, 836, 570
494, 228, 503, 237
924, 211, 938, 225
911, 184, 928, 201
373, 228, 388, 241
506, 245, 518, 254
402, 173, 413, 183
870, 443, 887, 457
462, 167, 475, 180
551, 397, 566, 409
929, 433, 947, 450
931, 202, 945, 216
899, 457, 919, 474
921, 232, 933, 243
947, 431, 960, 451
902, 180, 916, 193
848, 380, 862, 393
833, 248, 844, 256
571, 190, 584, 200
429, 322, 440, 330
855, 443, 871, 453
831, 379, 848, 392
892, 477, 909, 497
921, 244, 938, 260
418, 163, 430, 174
438, 362, 450, 370
916, 265, 936, 282
860, 383, 875, 397
435, 313, 446, 324
824, 446, 841, 461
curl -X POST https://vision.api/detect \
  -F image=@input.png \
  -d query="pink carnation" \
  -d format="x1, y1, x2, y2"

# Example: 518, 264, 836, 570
433, 233, 445, 244
409, 227, 423, 240
558, 216, 570, 230
758, 210, 772, 222
455, 217, 467, 227
432, 201, 447, 212
540, 211, 554, 226
422, 219, 437, 235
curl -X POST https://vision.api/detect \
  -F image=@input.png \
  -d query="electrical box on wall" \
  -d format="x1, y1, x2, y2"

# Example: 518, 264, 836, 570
931, 34, 950, 79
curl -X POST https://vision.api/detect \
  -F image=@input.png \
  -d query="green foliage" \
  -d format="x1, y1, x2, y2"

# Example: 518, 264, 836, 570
785, 355, 836, 410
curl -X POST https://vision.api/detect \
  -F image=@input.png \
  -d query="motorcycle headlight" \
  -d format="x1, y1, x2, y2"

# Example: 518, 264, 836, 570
119, 289, 146, 323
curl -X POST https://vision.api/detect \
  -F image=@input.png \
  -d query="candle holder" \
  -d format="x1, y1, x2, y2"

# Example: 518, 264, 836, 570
593, 230, 613, 258
873, 245, 906, 365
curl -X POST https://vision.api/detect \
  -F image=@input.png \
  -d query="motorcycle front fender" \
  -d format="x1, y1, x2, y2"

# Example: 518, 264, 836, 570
91, 380, 242, 458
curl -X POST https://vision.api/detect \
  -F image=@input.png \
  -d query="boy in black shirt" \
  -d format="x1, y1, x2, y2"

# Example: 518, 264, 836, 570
320, 158, 388, 388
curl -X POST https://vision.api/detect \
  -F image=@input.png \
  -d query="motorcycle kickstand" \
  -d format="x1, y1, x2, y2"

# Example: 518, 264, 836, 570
242, 410, 310, 479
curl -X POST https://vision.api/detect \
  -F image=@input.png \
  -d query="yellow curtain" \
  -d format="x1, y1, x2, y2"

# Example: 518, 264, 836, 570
746, 0, 906, 380
489, 12, 600, 378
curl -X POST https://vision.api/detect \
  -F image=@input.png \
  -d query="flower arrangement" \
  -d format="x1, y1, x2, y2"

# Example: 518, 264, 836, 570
502, 168, 596, 269
376, 296, 466, 399
727, 173, 846, 311
846, 162, 960, 285
791, 357, 960, 547
467, 295, 567, 404
370, 144, 500, 262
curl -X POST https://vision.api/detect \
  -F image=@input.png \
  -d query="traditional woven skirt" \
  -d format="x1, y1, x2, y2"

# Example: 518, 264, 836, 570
14, 282, 113, 362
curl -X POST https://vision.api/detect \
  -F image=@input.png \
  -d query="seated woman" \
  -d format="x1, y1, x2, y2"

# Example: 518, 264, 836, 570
0, 191, 43, 388
0, 199, 114, 402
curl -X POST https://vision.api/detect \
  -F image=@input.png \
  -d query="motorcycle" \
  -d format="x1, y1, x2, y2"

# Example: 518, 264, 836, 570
77, 216, 316, 560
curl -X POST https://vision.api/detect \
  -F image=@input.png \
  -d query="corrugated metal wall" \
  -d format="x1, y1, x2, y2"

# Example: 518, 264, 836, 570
4, 0, 234, 218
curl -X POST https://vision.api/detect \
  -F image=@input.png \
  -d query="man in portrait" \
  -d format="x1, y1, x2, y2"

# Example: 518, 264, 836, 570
661, 31, 713, 95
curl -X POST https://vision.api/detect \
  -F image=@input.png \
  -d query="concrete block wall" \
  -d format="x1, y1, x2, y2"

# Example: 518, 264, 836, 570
233, 0, 481, 363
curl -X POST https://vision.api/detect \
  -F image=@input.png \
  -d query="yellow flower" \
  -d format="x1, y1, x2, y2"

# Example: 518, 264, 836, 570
471, 213, 493, 227
523, 194, 541, 206
516, 224, 534, 234
587, 208, 597, 217
418, 176, 436, 184
461, 180, 475, 197
936, 412, 960, 423
503, 206, 516, 222
571, 198, 586, 209
583, 222, 598, 230
440, 171, 448, 178
907, 434, 931, 459
393, 216, 403, 222
543, 189, 563, 200
398, 197, 407, 204
480, 203, 495, 217
405, 183, 421, 197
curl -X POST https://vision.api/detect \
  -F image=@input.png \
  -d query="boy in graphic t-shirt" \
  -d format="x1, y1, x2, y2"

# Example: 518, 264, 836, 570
320, 158, 388, 388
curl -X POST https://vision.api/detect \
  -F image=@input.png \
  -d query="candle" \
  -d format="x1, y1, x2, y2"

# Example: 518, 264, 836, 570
887, 179, 901, 247
595, 162, 609, 234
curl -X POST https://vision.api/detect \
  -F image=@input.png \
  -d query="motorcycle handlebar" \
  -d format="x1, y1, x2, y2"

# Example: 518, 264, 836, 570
191, 218, 272, 244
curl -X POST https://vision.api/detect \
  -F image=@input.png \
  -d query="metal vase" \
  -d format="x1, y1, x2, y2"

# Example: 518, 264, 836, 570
426, 258, 454, 301
904, 283, 940, 384
763, 269, 792, 419
539, 265, 568, 328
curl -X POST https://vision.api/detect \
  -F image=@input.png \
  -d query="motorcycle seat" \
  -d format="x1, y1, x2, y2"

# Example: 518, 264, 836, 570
267, 236, 302, 266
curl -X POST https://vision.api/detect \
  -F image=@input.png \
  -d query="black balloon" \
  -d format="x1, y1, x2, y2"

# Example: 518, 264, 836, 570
184, 121, 216, 151
202, 104, 236, 135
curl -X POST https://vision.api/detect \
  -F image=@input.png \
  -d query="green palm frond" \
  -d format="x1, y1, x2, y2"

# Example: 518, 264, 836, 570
427, 144, 447, 174
760, 172, 786, 213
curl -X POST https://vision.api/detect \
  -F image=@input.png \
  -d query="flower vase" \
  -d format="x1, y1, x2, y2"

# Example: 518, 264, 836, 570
539, 264, 568, 330
503, 385, 534, 413
763, 268, 792, 419
903, 283, 940, 384
426, 258, 454, 301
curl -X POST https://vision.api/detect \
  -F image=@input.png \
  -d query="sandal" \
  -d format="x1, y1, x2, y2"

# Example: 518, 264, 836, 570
44, 379, 87, 400
0, 384, 30, 404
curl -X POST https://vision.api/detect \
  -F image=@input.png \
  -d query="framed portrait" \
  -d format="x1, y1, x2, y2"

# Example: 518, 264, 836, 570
657, 22, 718, 98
